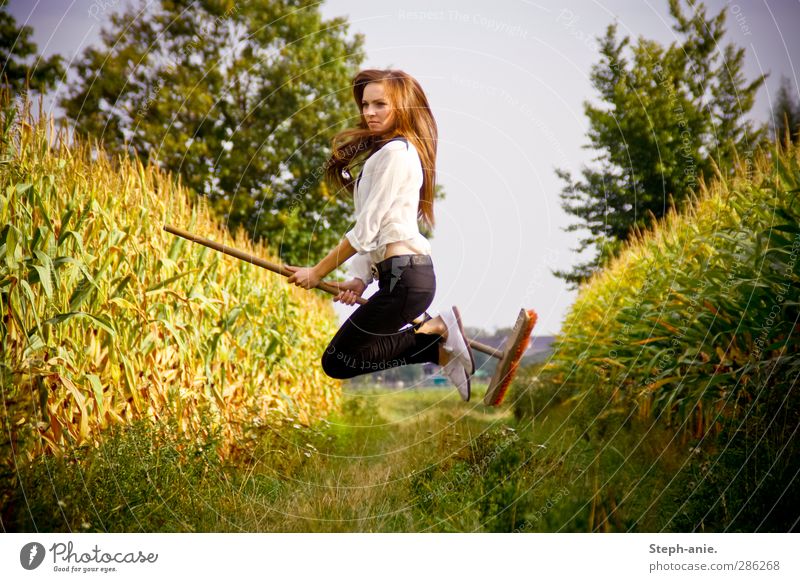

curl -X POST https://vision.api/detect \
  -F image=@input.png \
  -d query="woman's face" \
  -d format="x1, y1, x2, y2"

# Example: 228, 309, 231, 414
361, 82, 394, 132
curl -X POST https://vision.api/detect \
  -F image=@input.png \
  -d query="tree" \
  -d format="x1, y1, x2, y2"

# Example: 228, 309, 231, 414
772, 76, 800, 146
554, 0, 764, 288
0, 2, 64, 93
60, 0, 365, 266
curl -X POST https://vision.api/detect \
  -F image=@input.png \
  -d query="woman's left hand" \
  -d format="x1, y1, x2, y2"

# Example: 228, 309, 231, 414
286, 266, 321, 290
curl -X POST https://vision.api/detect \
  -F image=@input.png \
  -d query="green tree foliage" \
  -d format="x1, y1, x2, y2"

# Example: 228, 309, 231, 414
0, 2, 64, 93
554, 0, 764, 288
60, 0, 365, 265
772, 76, 800, 146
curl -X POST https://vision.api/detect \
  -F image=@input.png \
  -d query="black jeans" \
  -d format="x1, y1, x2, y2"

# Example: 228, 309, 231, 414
321, 255, 442, 379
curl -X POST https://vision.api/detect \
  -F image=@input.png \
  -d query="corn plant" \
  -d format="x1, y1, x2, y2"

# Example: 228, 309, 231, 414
0, 89, 341, 469
544, 143, 800, 440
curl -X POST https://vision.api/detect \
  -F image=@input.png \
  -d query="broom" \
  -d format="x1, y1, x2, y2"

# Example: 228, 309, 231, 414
163, 224, 536, 406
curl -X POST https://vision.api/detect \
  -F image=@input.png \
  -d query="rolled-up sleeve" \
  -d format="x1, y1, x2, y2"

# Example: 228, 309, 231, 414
344, 146, 408, 253
347, 252, 374, 286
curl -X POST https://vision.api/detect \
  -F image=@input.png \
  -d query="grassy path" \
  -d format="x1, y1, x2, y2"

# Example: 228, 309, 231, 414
272, 384, 528, 532
5, 383, 691, 532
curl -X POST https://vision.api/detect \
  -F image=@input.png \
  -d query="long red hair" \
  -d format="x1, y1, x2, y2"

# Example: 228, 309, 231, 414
325, 69, 438, 229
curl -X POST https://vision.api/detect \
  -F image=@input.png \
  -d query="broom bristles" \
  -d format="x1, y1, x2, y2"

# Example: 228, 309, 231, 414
486, 309, 538, 406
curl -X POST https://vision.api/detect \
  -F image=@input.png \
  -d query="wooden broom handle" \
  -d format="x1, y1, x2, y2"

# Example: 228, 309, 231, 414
163, 225, 367, 304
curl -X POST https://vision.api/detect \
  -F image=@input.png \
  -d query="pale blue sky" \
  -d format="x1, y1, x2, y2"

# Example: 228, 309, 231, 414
7, 0, 800, 334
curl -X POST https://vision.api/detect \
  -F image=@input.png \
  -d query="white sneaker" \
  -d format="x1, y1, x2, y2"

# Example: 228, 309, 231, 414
442, 357, 471, 401
441, 306, 475, 375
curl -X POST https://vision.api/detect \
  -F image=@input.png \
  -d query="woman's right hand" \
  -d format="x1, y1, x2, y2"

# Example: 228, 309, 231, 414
332, 278, 367, 305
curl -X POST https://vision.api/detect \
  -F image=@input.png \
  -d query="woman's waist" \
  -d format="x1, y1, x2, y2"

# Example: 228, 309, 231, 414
372, 233, 431, 260
383, 240, 424, 258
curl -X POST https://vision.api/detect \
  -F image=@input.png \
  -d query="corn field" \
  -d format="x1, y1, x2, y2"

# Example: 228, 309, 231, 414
545, 143, 800, 440
0, 90, 340, 470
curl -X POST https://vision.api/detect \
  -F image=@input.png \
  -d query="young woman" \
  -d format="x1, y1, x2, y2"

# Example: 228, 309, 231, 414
287, 69, 475, 399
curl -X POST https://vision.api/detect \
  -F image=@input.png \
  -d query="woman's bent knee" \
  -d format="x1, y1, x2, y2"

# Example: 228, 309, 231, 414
321, 349, 354, 379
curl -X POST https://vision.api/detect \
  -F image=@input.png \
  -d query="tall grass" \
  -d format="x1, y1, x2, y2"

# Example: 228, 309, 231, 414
0, 89, 340, 475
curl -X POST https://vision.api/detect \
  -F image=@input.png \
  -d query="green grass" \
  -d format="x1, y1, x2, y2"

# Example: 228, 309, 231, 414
3, 381, 702, 532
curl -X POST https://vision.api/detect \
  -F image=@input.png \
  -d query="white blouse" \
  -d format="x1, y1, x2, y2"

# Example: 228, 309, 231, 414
345, 138, 431, 285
